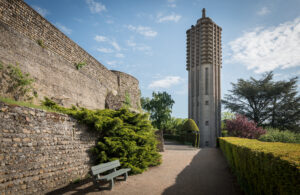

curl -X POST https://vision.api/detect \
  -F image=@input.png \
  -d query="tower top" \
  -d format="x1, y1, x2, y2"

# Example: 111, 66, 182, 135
202, 8, 206, 18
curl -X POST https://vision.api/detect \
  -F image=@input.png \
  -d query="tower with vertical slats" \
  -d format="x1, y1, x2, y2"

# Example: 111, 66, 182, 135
186, 8, 222, 147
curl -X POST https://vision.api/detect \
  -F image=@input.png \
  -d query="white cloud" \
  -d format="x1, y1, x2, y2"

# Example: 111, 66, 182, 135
127, 38, 152, 55
127, 25, 157, 37
94, 35, 122, 52
32, 5, 49, 17
97, 48, 113, 53
168, 4, 176, 8
167, 0, 176, 8
127, 39, 137, 47
228, 17, 300, 73
55, 23, 72, 35
115, 53, 125, 58
106, 61, 117, 66
157, 13, 182, 23
111, 41, 121, 51
149, 76, 183, 89
86, 0, 106, 14
136, 45, 152, 52
94, 35, 108, 42
257, 7, 270, 16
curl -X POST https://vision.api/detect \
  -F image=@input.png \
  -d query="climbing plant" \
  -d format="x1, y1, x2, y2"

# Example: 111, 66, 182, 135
0, 63, 36, 101
75, 61, 87, 70
124, 91, 131, 108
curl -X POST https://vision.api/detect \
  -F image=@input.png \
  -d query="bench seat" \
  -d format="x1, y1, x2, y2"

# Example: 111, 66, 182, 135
97, 168, 131, 181
91, 160, 131, 190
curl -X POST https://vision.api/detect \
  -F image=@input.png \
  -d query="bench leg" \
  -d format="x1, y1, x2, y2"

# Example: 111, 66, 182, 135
124, 172, 128, 181
109, 179, 114, 190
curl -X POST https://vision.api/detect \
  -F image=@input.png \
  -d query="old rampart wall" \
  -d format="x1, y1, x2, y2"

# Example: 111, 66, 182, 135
0, 0, 140, 110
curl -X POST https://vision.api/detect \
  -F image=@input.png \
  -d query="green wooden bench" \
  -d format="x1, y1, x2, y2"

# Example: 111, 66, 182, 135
91, 160, 131, 190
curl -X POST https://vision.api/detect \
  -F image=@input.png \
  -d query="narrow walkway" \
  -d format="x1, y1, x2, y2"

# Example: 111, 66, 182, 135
49, 141, 243, 195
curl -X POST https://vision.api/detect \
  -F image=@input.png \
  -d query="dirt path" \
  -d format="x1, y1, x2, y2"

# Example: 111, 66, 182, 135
48, 141, 243, 195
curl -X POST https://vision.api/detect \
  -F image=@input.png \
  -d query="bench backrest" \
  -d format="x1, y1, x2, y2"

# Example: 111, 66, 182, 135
91, 160, 120, 175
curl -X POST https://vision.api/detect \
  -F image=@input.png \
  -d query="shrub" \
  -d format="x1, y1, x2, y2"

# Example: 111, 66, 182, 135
219, 137, 300, 195
259, 127, 300, 143
182, 119, 199, 147
182, 119, 199, 132
221, 130, 228, 137
226, 115, 265, 139
42, 98, 161, 174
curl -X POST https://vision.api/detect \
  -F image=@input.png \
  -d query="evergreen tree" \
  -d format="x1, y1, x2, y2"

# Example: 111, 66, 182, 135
222, 72, 300, 132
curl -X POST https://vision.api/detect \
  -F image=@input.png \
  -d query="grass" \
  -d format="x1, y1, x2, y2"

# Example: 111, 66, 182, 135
0, 96, 58, 113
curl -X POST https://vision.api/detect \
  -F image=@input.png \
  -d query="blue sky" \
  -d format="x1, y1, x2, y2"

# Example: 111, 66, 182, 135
25, 0, 300, 118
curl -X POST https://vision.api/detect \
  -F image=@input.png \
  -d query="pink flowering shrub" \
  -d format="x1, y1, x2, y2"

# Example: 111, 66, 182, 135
225, 115, 266, 139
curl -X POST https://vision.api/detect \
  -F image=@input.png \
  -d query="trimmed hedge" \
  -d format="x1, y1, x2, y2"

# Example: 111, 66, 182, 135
219, 137, 300, 195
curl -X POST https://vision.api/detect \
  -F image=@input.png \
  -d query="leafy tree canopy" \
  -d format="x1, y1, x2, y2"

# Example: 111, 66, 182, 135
222, 72, 300, 132
141, 91, 175, 130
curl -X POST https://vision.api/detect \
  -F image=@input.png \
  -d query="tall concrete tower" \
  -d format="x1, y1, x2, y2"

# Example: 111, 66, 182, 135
186, 8, 222, 147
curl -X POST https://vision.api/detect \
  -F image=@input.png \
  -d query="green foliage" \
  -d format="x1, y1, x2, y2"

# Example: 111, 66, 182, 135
222, 72, 300, 132
75, 61, 87, 70
259, 127, 300, 143
33, 91, 38, 98
219, 137, 300, 195
221, 111, 235, 130
36, 39, 45, 48
72, 178, 81, 184
124, 91, 131, 107
221, 130, 228, 137
0, 62, 3, 70
0, 96, 57, 112
162, 117, 187, 135
182, 119, 199, 132
141, 91, 175, 130
42, 97, 161, 174
1, 64, 35, 101
181, 119, 199, 147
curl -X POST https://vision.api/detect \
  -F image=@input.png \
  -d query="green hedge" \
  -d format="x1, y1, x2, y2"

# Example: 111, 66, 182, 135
219, 137, 300, 195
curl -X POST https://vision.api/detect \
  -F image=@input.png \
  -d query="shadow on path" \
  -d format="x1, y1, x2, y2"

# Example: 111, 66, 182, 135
163, 148, 244, 195
46, 178, 98, 195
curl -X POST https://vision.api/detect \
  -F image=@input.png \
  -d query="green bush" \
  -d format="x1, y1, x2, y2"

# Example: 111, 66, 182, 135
259, 128, 300, 143
182, 119, 199, 147
182, 119, 199, 132
42, 98, 161, 174
219, 137, 300, 195
221, 130, 228, 137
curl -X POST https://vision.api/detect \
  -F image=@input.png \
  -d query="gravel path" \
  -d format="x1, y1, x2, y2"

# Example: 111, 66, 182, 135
49, 141, 243, 195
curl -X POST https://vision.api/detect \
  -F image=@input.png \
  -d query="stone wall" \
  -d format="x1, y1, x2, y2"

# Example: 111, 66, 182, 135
0, 0, 140, 110
0, 102, 98, 194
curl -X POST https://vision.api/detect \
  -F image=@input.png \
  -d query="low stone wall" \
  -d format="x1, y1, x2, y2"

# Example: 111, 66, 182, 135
0, 102, 98, 194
